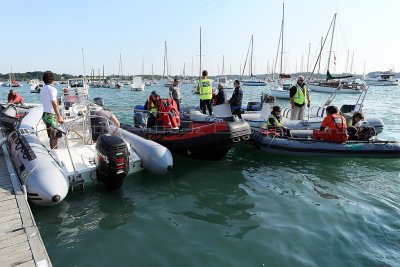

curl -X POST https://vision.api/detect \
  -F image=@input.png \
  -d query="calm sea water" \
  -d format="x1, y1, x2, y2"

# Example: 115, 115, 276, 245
10, 81, 400, 266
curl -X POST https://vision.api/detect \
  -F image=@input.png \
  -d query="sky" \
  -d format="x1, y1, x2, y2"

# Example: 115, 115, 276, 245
1, 0, 399, 76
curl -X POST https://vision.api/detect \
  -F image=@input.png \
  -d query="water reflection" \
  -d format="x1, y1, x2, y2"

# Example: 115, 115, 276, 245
157, 155, 259, 239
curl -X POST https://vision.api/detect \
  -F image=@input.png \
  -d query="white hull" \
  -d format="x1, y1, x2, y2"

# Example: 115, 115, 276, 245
309, 84, 361, 94
270, 88, 290, 99
365, 80, 398, 86
130, 85, 145, 91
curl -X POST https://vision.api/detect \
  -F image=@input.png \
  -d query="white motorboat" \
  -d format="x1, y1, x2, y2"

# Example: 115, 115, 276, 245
270, 75, 295, 99
365, 72, 398, 86
130, 76, 145, 91
6, 92, 173, 206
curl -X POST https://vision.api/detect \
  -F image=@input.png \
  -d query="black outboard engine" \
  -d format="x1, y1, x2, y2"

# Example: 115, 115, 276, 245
93, 97, 104, 106
134, 112, 148, 128
95, 134, 129, 190
340, 104, 355, 114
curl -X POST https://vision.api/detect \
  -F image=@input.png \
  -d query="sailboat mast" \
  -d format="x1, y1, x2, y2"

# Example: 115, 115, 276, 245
306, 43, 311, 75
141, 55, 144, 76
326, 13, 337, 72
163, 41, 167, 79
222, 55, 225, 76
120, 53, 123, 77
199, 27, 202, 77
280, 2, 285, 74
250, 35, 254, 76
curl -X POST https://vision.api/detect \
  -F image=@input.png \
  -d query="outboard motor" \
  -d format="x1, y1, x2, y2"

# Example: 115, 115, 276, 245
95, 134, 129, 190
93, 97, 104, 106
247, 102, 261, 111
134, 112, 148, 128
340, 104, 355, 114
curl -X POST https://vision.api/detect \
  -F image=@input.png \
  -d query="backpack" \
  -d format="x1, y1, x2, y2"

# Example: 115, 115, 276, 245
357, 126, 377, 141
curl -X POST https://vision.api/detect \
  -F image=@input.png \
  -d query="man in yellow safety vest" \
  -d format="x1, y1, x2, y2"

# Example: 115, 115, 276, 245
289, 75, 311, 120
197, 70, 213, 115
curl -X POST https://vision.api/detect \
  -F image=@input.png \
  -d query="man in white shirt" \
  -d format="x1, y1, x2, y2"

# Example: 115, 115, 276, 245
40, 71, 64, 149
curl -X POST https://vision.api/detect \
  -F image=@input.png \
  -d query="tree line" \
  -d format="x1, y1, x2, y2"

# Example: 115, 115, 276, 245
0, 71, 75, 81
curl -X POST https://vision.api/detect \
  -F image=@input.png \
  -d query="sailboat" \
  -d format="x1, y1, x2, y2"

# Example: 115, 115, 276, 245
131, 56, 145, 91
270, 2, 295, 99
213, 55, 234, 89
162, 41, 173, 87
308, 14, 364, 94
241, 35, 266, 86
2, 66, 21, 87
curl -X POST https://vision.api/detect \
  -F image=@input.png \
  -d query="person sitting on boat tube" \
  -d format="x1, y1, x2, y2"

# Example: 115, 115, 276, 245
7, 89, 24, 105
145, 90, 161, 128
313, 105, 348, 143
213, 83, 225, 105
289, 75, 310, 120
267, 105, 290, 136
40, 71, 64, 149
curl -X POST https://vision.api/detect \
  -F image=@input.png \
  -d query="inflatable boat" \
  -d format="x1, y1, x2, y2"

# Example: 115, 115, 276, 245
248, 129, 400, 158
125, 108, 251, 160
7, 103, 173, 206
0, 103, 31, 128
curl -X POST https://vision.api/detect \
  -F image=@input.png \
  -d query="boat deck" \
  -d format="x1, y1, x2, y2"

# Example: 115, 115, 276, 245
0, 131, 52, 267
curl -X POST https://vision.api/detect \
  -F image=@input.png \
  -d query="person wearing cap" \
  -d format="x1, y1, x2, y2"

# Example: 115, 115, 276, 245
7, 89, 24, 105
289, 75, 310, 120
213, 83, 225, 105
40, 71, 64, 149
145, 90, 161, 127
169, 78, 181, 111
197, 70, 213, 115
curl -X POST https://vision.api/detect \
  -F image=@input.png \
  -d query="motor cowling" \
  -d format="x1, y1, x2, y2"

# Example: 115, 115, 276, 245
95, 134, 129, 190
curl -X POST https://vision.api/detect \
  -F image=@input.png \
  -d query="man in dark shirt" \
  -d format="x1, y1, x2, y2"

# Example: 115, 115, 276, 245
289, 75, 310, 120
229, 80, 243, 118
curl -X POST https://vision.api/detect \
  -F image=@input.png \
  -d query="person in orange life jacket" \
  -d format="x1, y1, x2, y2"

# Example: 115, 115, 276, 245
197, 70, 213, 115
313, 105, 348, 143
8, 89, 24, 105
144, 90, 161, 127
319, 105, 347, 131
213, 83, 225, 105
289, 75, 310, 120
268, 105, 290, 136
229, 80, 243, 118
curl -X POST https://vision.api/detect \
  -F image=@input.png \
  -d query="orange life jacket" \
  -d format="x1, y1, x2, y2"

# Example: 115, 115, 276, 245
157, 98, 180, 128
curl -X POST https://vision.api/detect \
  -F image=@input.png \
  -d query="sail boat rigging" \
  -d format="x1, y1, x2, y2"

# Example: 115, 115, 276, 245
270, 2, 295, 99
308, 13, 363, 94
163, 41, 173, 87
241, 35, 266, 86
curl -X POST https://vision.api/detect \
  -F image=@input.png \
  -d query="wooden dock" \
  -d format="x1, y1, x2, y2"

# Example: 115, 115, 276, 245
0, 131, 52, 267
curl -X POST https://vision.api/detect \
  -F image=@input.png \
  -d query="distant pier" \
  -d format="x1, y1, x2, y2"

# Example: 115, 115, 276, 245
0, 130, 52, 267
